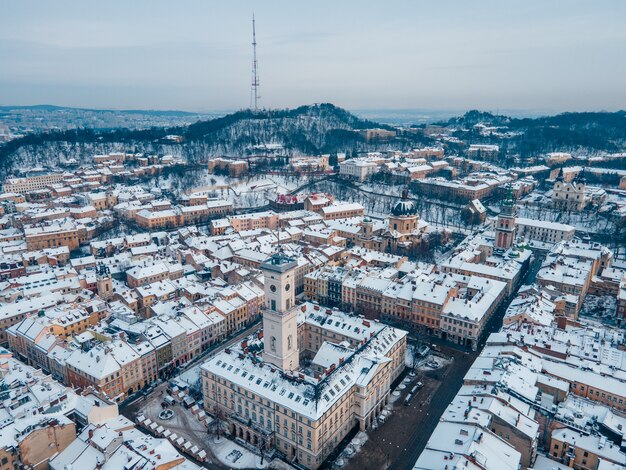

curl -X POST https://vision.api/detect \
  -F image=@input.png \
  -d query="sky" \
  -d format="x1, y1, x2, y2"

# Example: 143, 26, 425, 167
1, 1, 626, 113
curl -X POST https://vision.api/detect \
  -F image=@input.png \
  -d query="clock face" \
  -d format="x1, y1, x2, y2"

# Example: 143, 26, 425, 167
270, 284, 277, 293
285, 283, 291, 292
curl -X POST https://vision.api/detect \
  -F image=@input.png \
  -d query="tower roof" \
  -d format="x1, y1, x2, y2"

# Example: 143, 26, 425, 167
391, 189, 418, 217
555, 168, 564, 182
573, 168, 586, 184
261, 252, 297, 273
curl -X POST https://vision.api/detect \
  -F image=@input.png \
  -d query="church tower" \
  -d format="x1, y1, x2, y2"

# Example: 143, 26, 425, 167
495, 187, 516, 250
261, 253, 300, 371
96, 263, 113, 300
388, 190, 419, 235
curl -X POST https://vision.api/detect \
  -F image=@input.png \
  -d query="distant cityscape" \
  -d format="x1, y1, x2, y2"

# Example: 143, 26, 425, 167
0, 107, 625, 469
0, 105, 221, 141
1, 1, 625, 469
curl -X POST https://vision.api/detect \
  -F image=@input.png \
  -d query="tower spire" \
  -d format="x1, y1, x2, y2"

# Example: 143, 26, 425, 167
251, 14, 260, 111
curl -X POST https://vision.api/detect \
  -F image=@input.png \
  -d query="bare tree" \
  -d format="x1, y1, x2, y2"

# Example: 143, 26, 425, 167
208, 402, 227, 441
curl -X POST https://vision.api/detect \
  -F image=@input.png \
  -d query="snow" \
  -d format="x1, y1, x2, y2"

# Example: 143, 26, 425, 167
193, 173, 323, 209
579, 294, 618, 325
414, 353, 452, 371
210, 437, 268, 469
332, 431, 369, 468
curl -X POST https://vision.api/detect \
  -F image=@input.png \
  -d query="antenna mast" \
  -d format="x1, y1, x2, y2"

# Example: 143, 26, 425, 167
251, 14, 260, 111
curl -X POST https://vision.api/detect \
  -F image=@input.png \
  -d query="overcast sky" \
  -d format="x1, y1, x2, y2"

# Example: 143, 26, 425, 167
1, 1, 625, 113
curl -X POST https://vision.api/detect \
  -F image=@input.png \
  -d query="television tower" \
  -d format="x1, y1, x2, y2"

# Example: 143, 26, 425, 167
250, 14, 260, 111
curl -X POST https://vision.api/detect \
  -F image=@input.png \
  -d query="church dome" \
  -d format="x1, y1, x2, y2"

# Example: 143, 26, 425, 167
391, 190, 418, 217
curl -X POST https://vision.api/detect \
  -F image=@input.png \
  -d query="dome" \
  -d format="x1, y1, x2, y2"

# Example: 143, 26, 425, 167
391, 190, 418, 217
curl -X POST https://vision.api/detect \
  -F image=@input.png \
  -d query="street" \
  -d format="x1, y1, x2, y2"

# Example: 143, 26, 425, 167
344, 344, 478, 470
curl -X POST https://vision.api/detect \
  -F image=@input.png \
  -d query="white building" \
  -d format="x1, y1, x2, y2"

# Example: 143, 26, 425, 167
514, 218, 575, 245
3, 173, 65, 194
339, 158, 379, 181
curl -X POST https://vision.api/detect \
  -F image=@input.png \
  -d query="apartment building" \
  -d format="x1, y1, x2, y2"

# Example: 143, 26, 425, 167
3, 173, 65, 193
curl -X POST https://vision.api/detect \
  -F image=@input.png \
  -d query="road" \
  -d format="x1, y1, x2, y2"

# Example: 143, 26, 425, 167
388, 347, 478, 470
344, 344, 477, 470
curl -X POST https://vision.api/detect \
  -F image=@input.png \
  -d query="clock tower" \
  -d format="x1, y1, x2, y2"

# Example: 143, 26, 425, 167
261, 253, 300, 371
495, 187, 516, 250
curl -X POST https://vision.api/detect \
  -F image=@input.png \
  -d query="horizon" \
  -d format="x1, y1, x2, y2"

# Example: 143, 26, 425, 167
2, 1, 626, 112
2, 102, 624, 118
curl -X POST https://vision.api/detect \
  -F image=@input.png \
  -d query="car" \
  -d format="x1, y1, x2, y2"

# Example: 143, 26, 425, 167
410, 381, 424, 395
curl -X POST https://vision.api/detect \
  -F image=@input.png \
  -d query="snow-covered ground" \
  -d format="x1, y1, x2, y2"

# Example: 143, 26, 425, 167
418, 355, 452, 371
405, 344, 452, 371
190, 172, 320, 209
174, 363, 203, 388
332, 431, 369, 468
210, 436, 269, 469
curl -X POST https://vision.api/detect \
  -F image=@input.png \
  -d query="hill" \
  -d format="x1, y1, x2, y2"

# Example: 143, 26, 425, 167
1, 104, 625, 171
441, 109, 626, 156
0, 103, 424, 170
